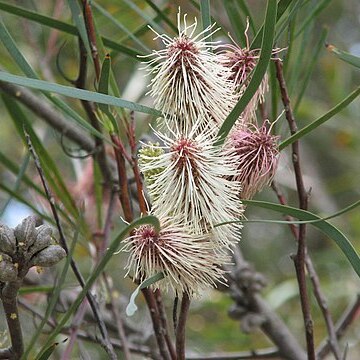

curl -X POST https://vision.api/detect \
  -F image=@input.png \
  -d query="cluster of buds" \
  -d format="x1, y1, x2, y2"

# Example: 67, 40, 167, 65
0, 216, 66, 283
122, 10, 281, 297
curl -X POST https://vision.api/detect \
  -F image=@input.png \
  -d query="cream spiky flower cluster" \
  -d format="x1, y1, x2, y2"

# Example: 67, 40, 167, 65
123, 10, 281, 297
140, 127, 242, 249
141, 11, 237, 134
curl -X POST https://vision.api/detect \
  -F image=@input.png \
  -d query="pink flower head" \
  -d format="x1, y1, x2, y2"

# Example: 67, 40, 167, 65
122, 217, 229, 296
221, 20, 283, 123
228, 121, 280, 199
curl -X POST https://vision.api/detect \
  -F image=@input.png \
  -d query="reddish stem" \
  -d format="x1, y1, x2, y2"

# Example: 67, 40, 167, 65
275, 59, 315, 360
111, 133, 133, 223
176, 293, 191, 360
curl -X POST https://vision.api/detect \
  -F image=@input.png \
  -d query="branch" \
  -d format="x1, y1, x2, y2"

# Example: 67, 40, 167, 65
1, 282, 24, 359
82, 0, 101, 80
155, 289, 177, 360
0, 81, 95, 152
110, 133, 133, 223
187, 348, 279, 360
226, 249, 306, 360
0, 348, 12, 360
176, 293, 191, 360
317, 295, 360, 358
275, 59, 315, 360
271, 181, 341, 359
127, 112, 148, 214
142, 287, 171, 360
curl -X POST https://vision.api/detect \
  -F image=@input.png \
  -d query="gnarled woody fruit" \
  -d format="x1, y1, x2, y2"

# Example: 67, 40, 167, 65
0, 224, 16, 256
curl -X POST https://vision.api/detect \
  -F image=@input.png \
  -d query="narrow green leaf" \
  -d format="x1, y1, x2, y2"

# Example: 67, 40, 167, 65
274, 0, 303, 43
236, 0, 256, 35
122, 0, 164, 34
200, 0, 212, 41
294, 28, 328, 113
326, 44, 360, 69
251, 0, 292, 49
67, 0, 92, 57
279, 86, 360, 150
37, 215, 160, 356
0, 2, 142, 58
35, 339, 67, 360
118, 7, 172, 44
288, 18, 314, 96
283, 15, 297, 75
92, 2, 150, 52
224, 0, 246, 45
126, 272, 165, 316
217, 0, 278, 144
98, 54, 112, 112
0, 19, 34, 76
242, 200, 360, 278
144, 0, 178, 33
0, 153, 30, 217
295, 0, 331, 38
0, 72, 161, 116
216, 199, 360, 226
19, 286, 55, 295
98, 55, 120, 133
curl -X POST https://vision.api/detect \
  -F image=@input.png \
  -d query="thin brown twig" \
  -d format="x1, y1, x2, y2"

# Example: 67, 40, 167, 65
82, 0, 101, 81
127, 111, 148, 214
176, 293, 191, 360
142, 287, 171, 360
275, 59, 315, 360
0, 281, 24, 359
271, 181, 341, 359
317, 295, 360, 358
25, 131, 117, 359
155, 289, 177, 360
111, 133, 133, 223
173, 296, 179, 335
305, 255, 341, 359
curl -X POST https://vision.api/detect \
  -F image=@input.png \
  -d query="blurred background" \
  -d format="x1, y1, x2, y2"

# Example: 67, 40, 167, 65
0, 0, 359, 358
